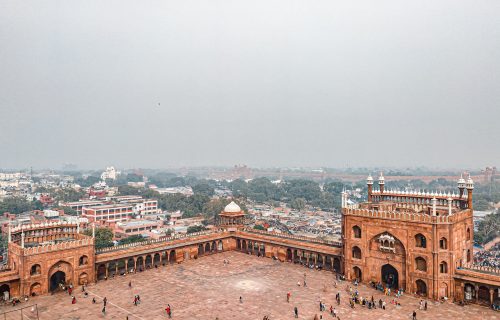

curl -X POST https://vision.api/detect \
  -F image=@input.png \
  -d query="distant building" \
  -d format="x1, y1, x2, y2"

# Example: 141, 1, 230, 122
100, 166, 118, 181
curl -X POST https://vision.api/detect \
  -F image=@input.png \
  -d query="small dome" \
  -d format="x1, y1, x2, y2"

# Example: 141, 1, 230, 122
378, 172, 385, 183
224, 201, 241, 213
366, 174, 373, 184
457, 174, 466, 185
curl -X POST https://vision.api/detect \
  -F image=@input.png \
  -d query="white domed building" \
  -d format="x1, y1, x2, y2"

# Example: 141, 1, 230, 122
218, 201, 246, 231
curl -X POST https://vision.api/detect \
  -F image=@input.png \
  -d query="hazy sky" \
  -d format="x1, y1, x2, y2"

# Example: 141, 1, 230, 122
1, 1, 499, 170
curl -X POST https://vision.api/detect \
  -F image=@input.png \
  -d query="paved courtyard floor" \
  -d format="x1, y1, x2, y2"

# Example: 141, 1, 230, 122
1, 251, 497, 319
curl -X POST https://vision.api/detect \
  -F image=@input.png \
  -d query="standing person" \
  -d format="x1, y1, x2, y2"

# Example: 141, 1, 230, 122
72, 296, 76, 304
129, 281, 132, 288
103, 297, 107, 307
102, 306, 106, 315
287, 292, 291, 302
68, 286, 72, 296
294, 306, 298, 318
92, 297, 96, 304
239, 296, 243, 303
412, 310, 417, 320
424, 301, 427, 311
166, 304, 172, 318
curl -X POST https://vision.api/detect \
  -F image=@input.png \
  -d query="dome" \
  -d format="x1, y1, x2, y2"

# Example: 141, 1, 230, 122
366, 174, 373, 184
457, 174, 466, 185
224, 201, 241, 213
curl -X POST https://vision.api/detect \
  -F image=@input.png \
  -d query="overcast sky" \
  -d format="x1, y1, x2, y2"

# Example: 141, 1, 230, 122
0, 0, 499, 170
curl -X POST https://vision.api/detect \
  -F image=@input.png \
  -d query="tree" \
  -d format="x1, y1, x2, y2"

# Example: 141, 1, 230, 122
83, 227, 114, 249
74, 175, 100, 187
57, 206, 78, 216
0, 197, 38, 214
192, 183, 215, 197
187, 225, 207, 234
202, 198, 231, 223
54, 188, 86, 202
126, 173, 143, 183
474, 210, 500, 245
290, 198, 306, 210
118, 235, 145, 245
118, 185, 141, 196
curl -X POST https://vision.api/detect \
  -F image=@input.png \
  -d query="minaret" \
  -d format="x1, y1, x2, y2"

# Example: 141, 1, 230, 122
457, 174, 466, 198
466, 175, 474, 209
367, 174, 374, 202
378, 172, 385, 194
431, 198, 437, 216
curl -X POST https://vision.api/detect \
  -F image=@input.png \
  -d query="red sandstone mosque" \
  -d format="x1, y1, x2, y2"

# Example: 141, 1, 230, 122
0, 175, 498, 307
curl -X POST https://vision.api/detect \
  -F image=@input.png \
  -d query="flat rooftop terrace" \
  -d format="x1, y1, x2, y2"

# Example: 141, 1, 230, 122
1, 252, 497, 320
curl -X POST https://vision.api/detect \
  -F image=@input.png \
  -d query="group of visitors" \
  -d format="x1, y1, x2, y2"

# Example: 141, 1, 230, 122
474, 244, 500, 268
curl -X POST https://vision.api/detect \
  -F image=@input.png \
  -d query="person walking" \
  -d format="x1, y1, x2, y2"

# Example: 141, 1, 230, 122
287, 292, 291, 302
129, 281, 132, 288
294, 306, 298, 318
102, 306, 106, 315
103, 297, 107, 307
412, 310, 417, 320
240, 296, 243, 303
72, 296, 76, 304
424, 301, 427, 311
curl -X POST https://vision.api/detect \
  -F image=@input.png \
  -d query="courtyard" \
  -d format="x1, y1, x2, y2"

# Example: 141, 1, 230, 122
1, 251, 497, 319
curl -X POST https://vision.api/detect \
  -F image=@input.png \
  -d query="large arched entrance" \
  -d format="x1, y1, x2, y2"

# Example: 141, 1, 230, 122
0, 284, 10, 301
353, 266, 362, 281
381, 264, 398, 289
333, 257, 341, 273
48, 261, 73, 291
416, 279, 427, 297
50, 271, 66, 292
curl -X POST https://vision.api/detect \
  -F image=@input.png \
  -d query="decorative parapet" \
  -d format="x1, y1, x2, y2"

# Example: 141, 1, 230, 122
243, 229, 342, 247
342, 208, 470, 224
11, 221, 78, 233
371, 189, 465, 200
22, 237, 94, 256
95, 230, 217, 254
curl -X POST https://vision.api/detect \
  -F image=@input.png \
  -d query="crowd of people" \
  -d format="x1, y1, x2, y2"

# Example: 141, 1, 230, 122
474, 244, 500, 268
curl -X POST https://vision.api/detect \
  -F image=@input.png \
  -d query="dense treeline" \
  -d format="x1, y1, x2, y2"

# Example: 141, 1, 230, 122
0, 197, 43, 214
474, 209, 500, 245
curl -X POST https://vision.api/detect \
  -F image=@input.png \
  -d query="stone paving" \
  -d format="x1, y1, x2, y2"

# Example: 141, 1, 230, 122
1, 251, 497, 319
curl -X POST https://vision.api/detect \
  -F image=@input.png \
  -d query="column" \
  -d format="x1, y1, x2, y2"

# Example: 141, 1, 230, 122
490, 289, 494, 305
475, 285, 479, 303
105, 263, 109, 279
115, 263, 119, 276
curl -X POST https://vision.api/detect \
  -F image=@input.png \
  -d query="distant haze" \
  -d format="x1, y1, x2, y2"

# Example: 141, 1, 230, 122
1, 1, 499, 170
